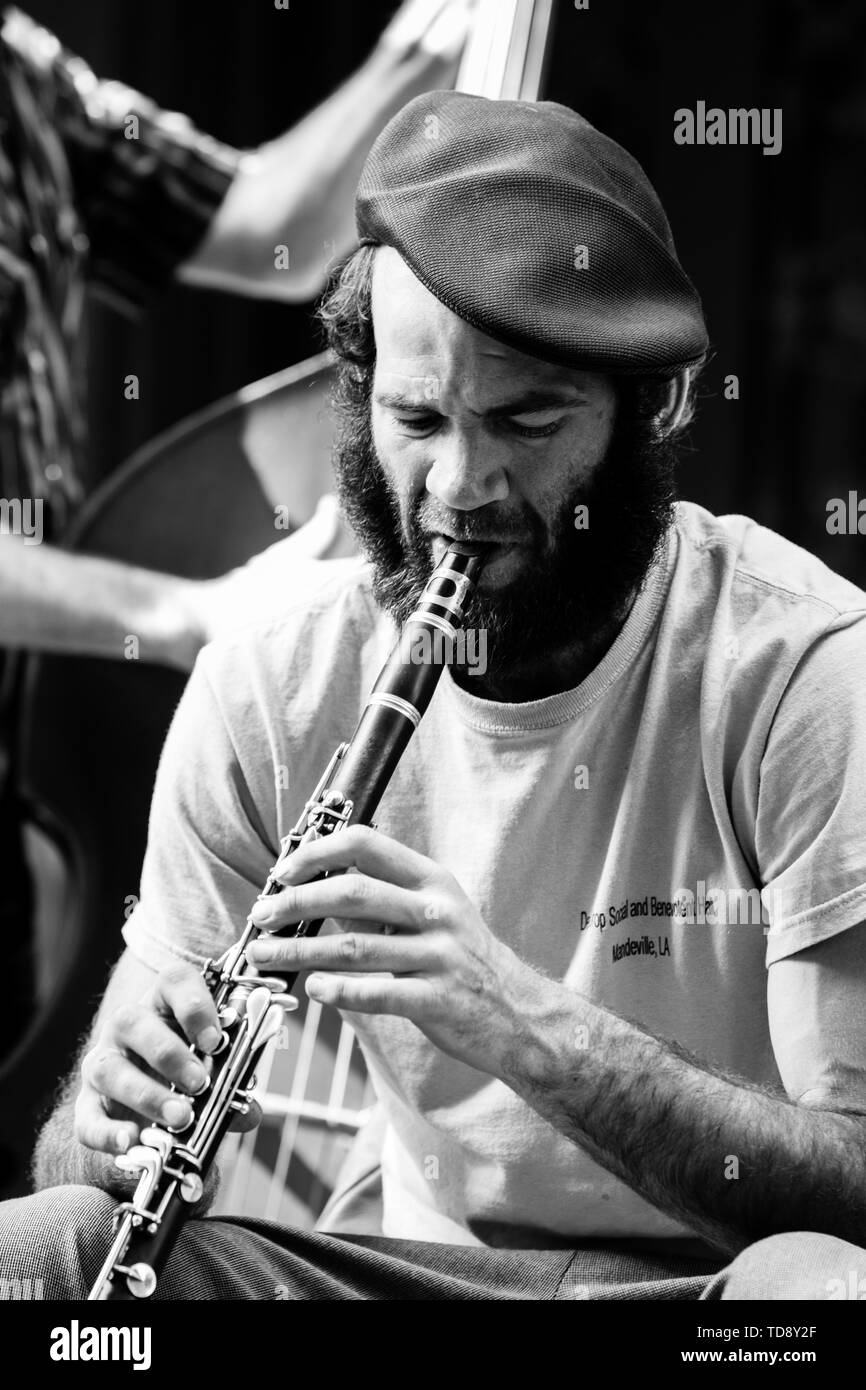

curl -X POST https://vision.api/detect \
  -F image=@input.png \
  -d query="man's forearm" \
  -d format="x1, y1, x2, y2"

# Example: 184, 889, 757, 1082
0, 536, 203, 670
504, 982, 866, 1255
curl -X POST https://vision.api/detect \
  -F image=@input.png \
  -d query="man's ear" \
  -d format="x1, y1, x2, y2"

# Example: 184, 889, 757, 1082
655, 370, 690, 437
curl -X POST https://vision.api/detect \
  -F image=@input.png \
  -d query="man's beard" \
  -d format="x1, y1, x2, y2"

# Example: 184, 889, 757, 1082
331, 386, 678, 689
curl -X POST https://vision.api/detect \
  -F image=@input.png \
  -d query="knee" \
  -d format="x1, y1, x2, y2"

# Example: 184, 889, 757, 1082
0, 1185, 116, 1301
716, 1230, 866, 1301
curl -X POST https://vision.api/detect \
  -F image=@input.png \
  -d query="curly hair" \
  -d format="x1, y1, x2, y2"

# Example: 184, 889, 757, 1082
316, 244, 703, 437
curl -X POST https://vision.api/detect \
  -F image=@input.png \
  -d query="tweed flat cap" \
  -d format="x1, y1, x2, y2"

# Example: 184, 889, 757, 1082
356, 91, 708, 376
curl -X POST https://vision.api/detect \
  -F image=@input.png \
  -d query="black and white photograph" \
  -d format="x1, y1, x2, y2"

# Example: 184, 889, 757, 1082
0, 0, 864, 1351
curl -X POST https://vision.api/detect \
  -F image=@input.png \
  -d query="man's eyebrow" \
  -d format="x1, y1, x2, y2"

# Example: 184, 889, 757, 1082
373, 387, 590, 415
374, 390, 435, 411
484, 388, 590, 417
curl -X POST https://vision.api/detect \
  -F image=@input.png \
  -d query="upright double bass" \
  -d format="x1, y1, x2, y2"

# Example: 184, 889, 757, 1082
0, 0, 556, 1201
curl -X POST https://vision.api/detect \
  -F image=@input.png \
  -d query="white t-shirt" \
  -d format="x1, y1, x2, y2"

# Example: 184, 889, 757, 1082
123, 502, 866, 1246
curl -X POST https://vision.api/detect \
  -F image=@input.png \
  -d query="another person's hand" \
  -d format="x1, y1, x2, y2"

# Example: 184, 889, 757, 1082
379, 0, 480, 65
182, 493, 355, 659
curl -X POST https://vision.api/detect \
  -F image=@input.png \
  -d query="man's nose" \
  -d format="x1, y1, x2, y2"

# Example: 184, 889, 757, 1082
424, 427, 509, 511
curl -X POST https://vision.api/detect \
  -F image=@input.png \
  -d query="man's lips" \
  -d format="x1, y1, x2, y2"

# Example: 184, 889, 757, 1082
427, 532, 529, 550
426, 532, 530, 584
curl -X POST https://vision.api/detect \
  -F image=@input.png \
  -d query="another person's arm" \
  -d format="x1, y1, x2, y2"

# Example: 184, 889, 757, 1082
0, 534, 206, 670
181, 0, 478, 301
7, 2, 476, 320
0, 494, 349, 669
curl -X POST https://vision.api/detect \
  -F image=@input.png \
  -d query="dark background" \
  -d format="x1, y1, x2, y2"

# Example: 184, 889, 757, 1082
25, 0, 866, 586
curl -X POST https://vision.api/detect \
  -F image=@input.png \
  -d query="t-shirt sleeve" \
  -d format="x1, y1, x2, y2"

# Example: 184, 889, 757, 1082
757, 612, 866, 965
3, 9, 242, 315
122, 647, 277, 973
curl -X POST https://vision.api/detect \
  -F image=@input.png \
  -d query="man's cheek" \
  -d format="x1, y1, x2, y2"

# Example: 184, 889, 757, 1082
369, 408, 388, 459
371, 415, 409, 474
375, 442, 426, 523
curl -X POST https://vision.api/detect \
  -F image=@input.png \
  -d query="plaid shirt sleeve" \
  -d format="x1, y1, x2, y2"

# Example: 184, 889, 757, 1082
3, 6, 243, 316
0, 8, 245, 522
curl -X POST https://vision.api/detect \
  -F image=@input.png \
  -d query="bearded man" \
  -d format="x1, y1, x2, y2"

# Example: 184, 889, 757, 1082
1, 92, 865, 1301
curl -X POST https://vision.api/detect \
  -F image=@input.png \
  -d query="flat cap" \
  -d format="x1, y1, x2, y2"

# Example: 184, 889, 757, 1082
356, 91, 708, 376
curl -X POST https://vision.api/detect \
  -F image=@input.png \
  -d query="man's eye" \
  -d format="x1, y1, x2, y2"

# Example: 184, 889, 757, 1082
395, 414, 440, 435
393, 414, 563, 439
508, 418, 563, 439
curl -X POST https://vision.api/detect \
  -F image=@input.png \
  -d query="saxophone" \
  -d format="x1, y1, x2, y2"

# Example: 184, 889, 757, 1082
88, 540, 486, 1300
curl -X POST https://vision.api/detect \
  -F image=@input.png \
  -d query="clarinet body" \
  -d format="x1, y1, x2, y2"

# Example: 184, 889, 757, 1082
88, 540, 486, 1300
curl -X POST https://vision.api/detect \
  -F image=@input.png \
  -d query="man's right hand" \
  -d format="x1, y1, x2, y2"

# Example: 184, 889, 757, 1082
74, 960, 261, 1158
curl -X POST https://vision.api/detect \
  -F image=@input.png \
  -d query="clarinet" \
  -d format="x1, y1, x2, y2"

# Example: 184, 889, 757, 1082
88, 540, 486, 1300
